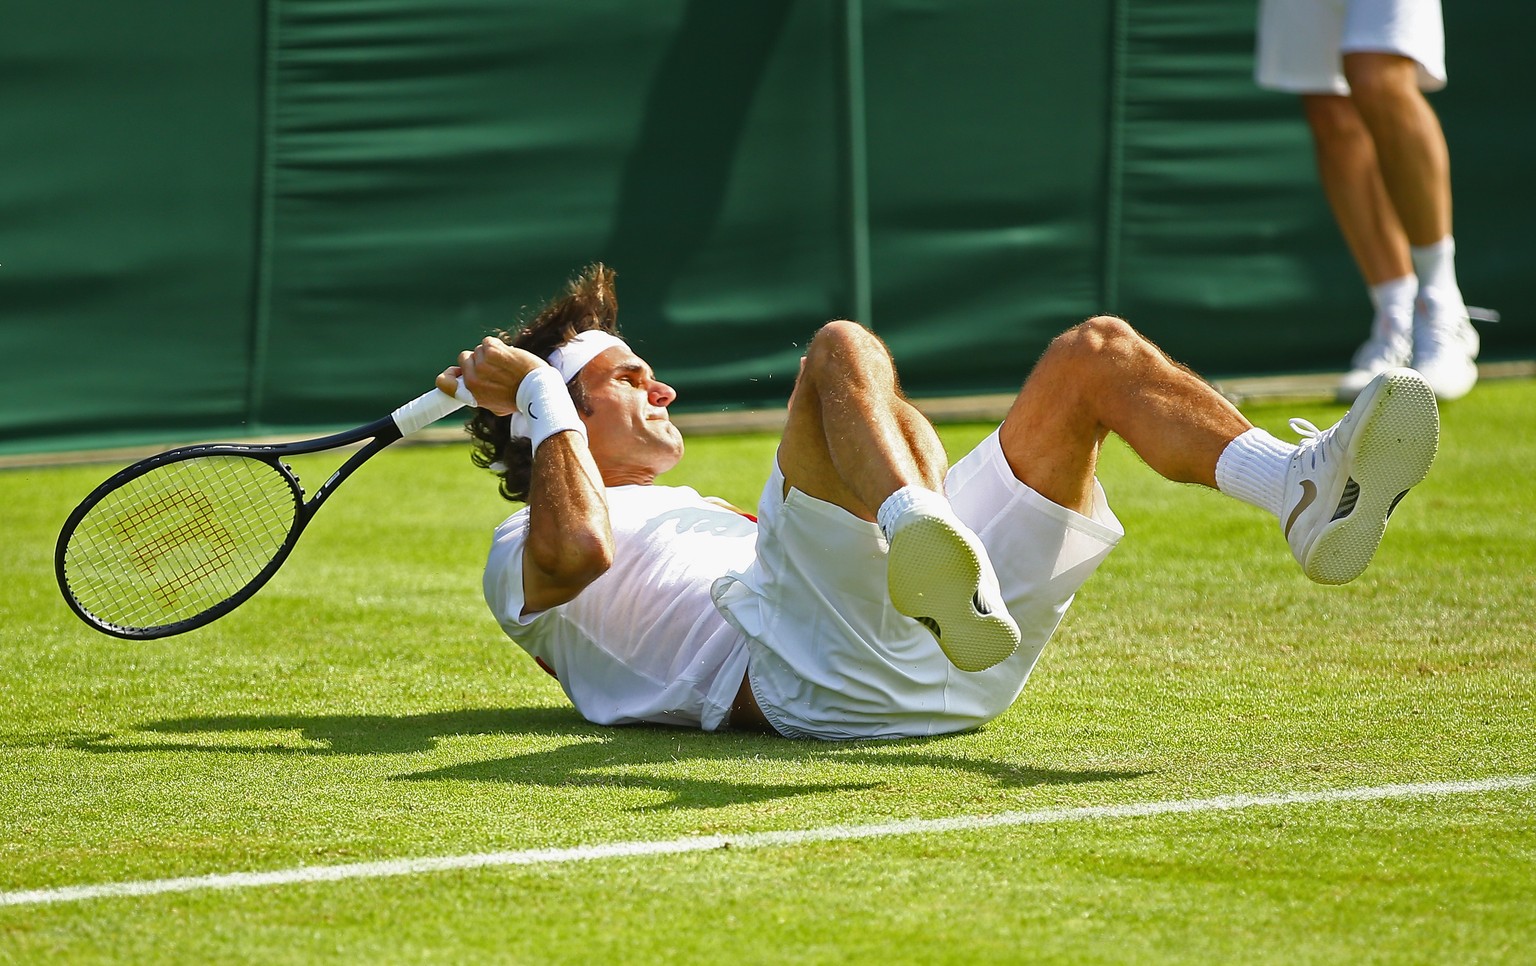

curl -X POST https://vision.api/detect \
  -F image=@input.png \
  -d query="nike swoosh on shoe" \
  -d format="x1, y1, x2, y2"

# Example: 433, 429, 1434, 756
1284, 479, 1317, 539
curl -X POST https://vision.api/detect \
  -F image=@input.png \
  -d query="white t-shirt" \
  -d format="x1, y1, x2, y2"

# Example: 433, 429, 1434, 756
483, 484, 758, 731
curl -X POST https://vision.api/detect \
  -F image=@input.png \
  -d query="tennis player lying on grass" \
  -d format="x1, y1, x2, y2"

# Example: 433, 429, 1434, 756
439, 264, 1439, 740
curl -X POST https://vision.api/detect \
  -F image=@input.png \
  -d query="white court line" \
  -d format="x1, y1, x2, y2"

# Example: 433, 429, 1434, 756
3, 774, 1532, 908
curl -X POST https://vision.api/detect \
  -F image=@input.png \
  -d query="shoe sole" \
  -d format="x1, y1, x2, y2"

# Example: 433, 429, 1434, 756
1304, 369, 1440, 584
887, 515, 1021, 672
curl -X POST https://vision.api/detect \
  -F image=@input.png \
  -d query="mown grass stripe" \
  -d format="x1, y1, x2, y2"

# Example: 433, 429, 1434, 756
4, 774, 1531, 909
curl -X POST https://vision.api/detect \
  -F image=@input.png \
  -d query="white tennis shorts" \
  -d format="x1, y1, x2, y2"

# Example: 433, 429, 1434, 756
1255, 0, 1445, 94
710, 429, 1123, 740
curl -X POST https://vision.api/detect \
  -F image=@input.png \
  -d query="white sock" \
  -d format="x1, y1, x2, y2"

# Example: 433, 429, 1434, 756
1409, 236, 1462, 305
876, 485, 952, 541
1368, 275, 1416, 340
1214, 429, 1294, 518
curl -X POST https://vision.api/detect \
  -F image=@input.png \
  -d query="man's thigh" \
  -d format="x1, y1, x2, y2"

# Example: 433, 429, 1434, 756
995, 355, 1106, 517
774, 364, 947, 520
775, 368, 865, 513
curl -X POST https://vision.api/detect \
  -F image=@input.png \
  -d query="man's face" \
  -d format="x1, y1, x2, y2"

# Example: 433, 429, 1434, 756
576, 345, 684, 484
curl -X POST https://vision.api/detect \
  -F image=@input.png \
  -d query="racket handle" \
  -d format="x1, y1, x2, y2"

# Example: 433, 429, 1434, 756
392, 377, 479, 437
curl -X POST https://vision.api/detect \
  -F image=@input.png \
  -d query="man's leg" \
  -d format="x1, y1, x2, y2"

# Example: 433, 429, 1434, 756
1303, 93, 1416, 398
775, 320, 1020, 672
1001, 317, 1439, 585
997, 317, 1251, 514
1342, 53, 1450, 246
1343, 51, 1478, 399
1303, 93, 1415, 286
776, 320, 946, 518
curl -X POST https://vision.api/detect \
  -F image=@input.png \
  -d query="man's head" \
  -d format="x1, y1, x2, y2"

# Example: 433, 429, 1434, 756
467, 264, 682, 501
568, 338, 681, 485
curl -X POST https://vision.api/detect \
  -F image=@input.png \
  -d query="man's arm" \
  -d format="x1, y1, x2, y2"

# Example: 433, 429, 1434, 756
519, 432, 612, 613
439, 337, 612, 615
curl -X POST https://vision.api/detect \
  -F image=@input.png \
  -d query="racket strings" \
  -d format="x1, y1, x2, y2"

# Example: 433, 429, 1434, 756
63, 456, 299, 631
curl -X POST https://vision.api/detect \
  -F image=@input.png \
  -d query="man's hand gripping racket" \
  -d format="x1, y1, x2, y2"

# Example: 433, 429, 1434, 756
55, 378, 478, 640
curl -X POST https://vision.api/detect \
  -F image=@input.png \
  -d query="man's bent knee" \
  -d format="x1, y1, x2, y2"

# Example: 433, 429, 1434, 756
803, 319, 892, 380
1049, 315, 1144, 364
1034, 316, 1186, 392
808, 319, 879, 355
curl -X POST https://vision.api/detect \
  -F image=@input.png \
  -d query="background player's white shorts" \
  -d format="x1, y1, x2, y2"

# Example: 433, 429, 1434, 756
1256, 0, 1445, 95
711, 429, 1122, 740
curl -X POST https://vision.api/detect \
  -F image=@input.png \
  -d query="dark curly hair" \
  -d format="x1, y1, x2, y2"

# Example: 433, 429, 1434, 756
467, 263, 622, 502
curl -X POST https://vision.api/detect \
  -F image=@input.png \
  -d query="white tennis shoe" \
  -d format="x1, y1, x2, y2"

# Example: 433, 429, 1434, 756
1412, 295, 1480, 401
886, 511, 1020, 672
1281, 367, 1439, 585
1338, 324, 1412, 402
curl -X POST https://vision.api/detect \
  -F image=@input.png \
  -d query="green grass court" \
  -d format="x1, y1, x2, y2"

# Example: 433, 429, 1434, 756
2, 380, 1533, 963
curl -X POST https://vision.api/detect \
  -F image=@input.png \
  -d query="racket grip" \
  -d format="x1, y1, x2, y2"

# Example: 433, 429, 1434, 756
392, 377, 479, 437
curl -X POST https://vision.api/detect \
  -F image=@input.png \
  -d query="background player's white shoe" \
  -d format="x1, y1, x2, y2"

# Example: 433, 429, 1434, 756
886, 512, 1020, 672
1281, 368, 1439, 585
1412, 295, 1480, 400
1338, 327, 1411, 402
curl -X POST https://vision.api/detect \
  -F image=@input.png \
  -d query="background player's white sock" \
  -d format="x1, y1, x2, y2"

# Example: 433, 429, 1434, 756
1410, 236, 1462, 305
1215, 428, 1293, 518
1369, 275, 1416, 338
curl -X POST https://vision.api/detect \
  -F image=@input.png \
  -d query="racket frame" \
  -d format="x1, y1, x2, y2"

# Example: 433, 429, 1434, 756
55, 414, 406, 640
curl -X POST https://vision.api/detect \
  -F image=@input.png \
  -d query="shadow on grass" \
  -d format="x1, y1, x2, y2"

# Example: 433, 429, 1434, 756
70, 707, 589, 756
69, 706, 1148, 810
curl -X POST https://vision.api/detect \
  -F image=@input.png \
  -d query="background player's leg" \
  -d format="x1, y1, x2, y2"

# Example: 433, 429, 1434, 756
1303, 92, 1418, 398
1341, 51, 1477, 399
1303, 93, 1415, 286
1342, 53, 1451, 247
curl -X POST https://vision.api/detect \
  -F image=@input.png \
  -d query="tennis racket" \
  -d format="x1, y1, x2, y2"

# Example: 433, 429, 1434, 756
55, 379, 478, 640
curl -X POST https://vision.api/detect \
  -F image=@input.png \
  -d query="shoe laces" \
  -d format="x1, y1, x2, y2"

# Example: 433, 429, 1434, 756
1289, 417, 1332, 469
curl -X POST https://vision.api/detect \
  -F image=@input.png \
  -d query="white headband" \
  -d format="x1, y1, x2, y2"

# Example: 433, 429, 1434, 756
508, 331, 629, 443
547, 331, 629, 383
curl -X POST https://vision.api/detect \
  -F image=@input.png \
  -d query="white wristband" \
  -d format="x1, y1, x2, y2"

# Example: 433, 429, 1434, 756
511, 366, 586, 453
